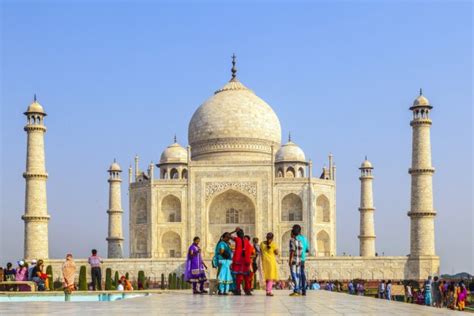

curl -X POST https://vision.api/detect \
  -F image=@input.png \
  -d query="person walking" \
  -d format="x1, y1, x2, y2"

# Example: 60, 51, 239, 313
185, 236, 208, 294
260, 233, 279, 296
289, 229, 303, 296
251, 237, 261, 289
213, 232, 233, 295
385, 280, 392, 300
424, 276, 433, 306
456, 281, 467, 311
62, 253, 76, 293
292, 225, 308, 296
231, 229, 253, 295
432, 276, 441, 307
378, 280, 386, 299
88, 249, 103, 291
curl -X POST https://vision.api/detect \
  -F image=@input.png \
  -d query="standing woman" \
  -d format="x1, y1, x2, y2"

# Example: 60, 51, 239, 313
260, 233, 279, 296
185, 237, 208, 294
231, 229, 253, 295
62, 254, 76, 293
214, 232, 233, 295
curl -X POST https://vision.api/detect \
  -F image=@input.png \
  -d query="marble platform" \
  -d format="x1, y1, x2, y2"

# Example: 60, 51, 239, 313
0, 290, 462, 315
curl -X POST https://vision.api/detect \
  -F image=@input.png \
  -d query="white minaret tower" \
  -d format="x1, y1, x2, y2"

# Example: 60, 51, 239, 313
22, 95, 50, 260
358, 157, 376, 257
107, 159, 124, 258
408, 90, 436, 257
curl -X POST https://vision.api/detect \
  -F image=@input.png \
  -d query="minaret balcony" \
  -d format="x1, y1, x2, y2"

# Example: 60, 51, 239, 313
410, 119, 432, 126
24, 125, 47, 132
23, 172, 48, 179
408, 168, 435, 175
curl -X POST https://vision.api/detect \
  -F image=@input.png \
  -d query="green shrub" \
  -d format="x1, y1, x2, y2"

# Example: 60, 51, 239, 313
172, 273, 177, 289
181, 274, 185, 289
138, 270, 145, 290
161, 273, 165, 290
125, 272, 129, 280
114, 271, 119, 288
168, 273, 172, 289
105, 268, 113, 290
46, 265, 53, 290
79, 266, 87, 291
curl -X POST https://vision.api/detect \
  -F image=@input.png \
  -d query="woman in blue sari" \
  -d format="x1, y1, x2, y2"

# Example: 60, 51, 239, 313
214, 232, 233, 295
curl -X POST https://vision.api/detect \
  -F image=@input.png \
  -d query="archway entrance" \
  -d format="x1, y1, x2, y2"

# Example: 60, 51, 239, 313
208, 189, 255, 249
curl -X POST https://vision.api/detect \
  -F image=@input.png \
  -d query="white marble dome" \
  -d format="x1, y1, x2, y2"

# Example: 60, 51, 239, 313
25, 100, 46, 115
188, 78, 281, 160
275, 140, 306, 162
360, 159, 373, 169
109, 161, 122, 172
160, 142, 187, 164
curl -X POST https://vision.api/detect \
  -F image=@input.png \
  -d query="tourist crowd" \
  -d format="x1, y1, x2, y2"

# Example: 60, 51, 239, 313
184, 224, 309, 296
377, 277, 469, 311
0, 250, 134, 292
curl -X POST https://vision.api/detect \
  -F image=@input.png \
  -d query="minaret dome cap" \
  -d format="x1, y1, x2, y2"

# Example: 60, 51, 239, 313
360, 159, 373, 169
25, 95, 47, 115
109, 161, 122, 172
410, 89, 432, 109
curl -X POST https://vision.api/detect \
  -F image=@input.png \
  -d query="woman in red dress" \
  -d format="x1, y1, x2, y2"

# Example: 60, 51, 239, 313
231, 229, 254, 295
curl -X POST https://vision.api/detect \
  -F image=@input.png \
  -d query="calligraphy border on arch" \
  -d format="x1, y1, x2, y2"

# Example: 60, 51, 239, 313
205, 181, 257, 202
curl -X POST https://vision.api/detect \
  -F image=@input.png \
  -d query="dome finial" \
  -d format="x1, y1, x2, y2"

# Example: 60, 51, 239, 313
174, 134, 177, 143
288, 131, 292, 142
33, 94, 37, 102
365, 155, 368, 161
231, 53, 237, 81
419, 88, 423, 96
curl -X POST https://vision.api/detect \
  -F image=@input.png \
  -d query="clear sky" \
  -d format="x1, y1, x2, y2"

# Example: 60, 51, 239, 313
1, 1, 472, 274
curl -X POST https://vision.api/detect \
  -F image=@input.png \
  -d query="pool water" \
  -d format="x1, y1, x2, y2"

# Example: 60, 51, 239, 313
0, 293, 150, 302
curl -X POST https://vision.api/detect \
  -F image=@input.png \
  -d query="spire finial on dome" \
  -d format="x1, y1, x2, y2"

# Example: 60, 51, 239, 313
231, 53, 237, 81
365, 155, 368, 161
33, 94, 37, 102
288, 131, 292, 142
174, 134, 177, 143
114, 158, 116, 163
419, 88, 423, 96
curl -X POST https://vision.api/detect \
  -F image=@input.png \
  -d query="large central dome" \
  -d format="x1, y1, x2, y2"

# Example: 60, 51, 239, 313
188, 72, 281, 161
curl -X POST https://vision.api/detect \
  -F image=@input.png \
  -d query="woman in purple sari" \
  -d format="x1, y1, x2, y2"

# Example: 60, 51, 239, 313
185, 236, 208, 294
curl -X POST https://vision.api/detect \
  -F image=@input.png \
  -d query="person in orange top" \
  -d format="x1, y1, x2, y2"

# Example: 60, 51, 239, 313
231, 228, 254, 295
120, 275, 134, 291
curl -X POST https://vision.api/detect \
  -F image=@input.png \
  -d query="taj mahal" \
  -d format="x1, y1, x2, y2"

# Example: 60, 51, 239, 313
21, 56, 439, 281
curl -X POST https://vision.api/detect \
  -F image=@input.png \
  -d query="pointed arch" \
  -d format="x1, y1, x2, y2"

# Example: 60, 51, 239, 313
170, 168, 179, 179
182, 168, 188, 179
281, 193, 303, 221
317, 230, 330, 256
160, 195, 181, 222
161, 231, 181, 258
286, 166, 295, 178
298, 167, 305, 178
316, 194, 330, 223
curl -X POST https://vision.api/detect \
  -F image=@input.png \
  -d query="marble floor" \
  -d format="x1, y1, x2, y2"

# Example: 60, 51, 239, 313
0, 290, 464, 315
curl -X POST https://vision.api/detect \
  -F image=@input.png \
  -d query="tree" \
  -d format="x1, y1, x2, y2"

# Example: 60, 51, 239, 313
181, 274, 186, 290
168, 273, 172, 290
105, 268, 113, 290
114, 271, 119, 288
79, 266, 87, 291
161, 273, 165, 290
138, 270, 145, 290
46, 265, 53, 291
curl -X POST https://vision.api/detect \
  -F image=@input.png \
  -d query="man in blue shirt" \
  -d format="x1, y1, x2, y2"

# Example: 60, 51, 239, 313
292, 224, 309, 296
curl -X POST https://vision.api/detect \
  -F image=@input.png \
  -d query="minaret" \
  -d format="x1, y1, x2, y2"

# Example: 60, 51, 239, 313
107, 160, 124, 258
408, 89, 436, 257
22, 95, 50, 260
358, 157, 376, 257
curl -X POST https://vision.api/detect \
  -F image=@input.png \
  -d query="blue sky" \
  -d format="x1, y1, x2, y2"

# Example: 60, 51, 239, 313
1, 1, 472, 274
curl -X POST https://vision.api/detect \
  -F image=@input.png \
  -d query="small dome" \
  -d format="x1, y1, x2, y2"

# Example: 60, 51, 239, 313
25, 98, 46, 115
109, 161, 122, 172
360, 159, 373, 169
160, 142, 187, 164
411, 89, 431, 108
275, 141, 306, 162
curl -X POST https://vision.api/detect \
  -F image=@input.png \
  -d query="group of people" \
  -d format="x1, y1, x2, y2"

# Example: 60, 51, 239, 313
407, 277, 468, 311
184, 224, 309, 296
376, 277, 469, 311
1, 259, 51, 291
1, 249, 134, 292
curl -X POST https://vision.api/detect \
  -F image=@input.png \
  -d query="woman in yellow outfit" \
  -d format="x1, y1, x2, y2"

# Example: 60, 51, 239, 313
260, 232, 279, 296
